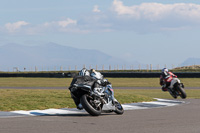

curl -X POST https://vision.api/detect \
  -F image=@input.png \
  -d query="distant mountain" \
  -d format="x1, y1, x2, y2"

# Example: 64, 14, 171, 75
0, 43, 139, 71
180, 57, 200, 66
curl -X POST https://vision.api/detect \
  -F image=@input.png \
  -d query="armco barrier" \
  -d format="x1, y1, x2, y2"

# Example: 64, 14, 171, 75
0, 72, 200, 78
0, 73, 64, 78
102, 72, 200, 78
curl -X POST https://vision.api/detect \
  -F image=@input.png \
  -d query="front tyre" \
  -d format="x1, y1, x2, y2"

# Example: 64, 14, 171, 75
177, 85, 187, 99
80, 94, 102, 116
114, 101, 124, 115
169, 90, 177, 99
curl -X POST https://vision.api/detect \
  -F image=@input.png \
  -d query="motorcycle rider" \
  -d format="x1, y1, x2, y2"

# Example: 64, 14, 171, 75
160, 68, 177, 91
75, 68, 91, 110
89, 68, 109, 96
72, 68, 109, 110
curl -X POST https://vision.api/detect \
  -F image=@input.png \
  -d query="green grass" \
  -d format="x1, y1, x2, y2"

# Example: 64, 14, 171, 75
109, 78, 200, 87
0, 89, 199, 111
116, 89, 200, 99
0, 78, 70, 87
0, 89, 73, 111
0, 77, 199, 111
0, 77, 200, 87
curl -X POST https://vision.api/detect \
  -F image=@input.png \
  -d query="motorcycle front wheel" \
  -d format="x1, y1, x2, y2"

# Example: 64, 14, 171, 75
114, 101, 124, 115
177, 85, 187, 99
169, 89, 177, 99
80, 94, 102, 116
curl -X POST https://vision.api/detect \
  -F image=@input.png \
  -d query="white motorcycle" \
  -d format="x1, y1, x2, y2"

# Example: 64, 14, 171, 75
167, 78, 187, 99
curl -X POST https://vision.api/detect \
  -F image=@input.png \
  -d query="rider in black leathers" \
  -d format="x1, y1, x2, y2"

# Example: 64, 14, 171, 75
69, 68, 109, 110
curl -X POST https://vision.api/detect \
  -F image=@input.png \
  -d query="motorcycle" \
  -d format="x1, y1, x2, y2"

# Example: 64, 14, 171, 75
69, 75, 124, 116
167, 78, 187, 99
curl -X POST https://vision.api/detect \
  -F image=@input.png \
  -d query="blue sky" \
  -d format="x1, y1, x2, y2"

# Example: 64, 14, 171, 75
1, 0, 200, 68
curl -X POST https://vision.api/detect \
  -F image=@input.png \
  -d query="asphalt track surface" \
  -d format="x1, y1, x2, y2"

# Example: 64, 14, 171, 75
0, 87, 199, 133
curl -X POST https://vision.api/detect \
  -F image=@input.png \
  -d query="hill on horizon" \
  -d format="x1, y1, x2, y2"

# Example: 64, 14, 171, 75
0, 43, 139, 71
180, 57, 200, 67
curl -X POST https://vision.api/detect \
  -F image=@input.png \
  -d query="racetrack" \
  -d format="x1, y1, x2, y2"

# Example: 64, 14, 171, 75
0, 87, 199, 133
0, 99, 199, 133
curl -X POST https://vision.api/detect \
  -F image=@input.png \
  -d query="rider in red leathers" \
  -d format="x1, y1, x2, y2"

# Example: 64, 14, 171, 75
160, 68, 177, 91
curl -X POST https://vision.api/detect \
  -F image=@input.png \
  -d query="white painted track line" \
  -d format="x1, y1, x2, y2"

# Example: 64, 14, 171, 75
5, 98, 185, 117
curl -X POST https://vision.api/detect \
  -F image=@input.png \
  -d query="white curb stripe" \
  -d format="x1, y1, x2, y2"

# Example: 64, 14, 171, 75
122, 98, 185, 110
10, 98, 185, 117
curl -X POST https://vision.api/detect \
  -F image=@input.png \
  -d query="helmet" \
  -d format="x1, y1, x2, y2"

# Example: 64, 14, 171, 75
79, 68, 90, 76
90, 69, 103, 80
162, 68, 169, 77
162, 68, 168, 73
90, 69, 96, 73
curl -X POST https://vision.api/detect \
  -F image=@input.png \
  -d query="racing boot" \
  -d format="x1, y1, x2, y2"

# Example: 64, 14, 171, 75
77, 103, 83, 110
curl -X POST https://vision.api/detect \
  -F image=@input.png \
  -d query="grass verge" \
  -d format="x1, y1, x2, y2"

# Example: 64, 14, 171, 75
0, 89, 199, 111
1, 78, 200, 87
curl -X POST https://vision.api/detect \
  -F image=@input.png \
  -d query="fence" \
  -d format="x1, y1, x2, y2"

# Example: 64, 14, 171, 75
1, 64, 179, 72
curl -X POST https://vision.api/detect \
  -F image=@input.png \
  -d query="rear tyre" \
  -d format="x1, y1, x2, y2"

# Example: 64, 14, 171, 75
114, 101, 124, 115
80, 94, 102, 116
177, 85, 187, 99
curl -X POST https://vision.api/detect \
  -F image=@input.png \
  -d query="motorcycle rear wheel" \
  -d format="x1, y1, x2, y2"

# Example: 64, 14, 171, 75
114, 101, 124, 115
80, 94, 102, 116
177, 85, 187, 99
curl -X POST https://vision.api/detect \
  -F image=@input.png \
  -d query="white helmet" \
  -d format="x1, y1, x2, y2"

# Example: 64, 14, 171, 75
162, 68, 169, 76
90, 69, 103, 80
79, 68, 90, 76
162, 68, 168, 73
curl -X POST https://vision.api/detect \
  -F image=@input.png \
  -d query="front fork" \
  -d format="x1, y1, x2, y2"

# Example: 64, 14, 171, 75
168, 78, 182, 96
180, 83, 184, 88
172, 83, 184, 96
169, 78, 180, 89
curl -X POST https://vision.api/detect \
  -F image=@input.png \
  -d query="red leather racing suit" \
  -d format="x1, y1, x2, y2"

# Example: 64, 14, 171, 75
160, 72, 177, 91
